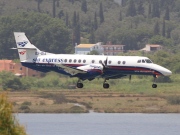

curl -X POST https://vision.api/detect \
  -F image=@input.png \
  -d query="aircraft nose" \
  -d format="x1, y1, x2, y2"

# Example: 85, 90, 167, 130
163, 68, 172, 76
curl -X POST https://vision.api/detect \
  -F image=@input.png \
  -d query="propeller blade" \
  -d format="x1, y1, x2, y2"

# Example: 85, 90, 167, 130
104, 57, 108, 66
101, 57, 108, 73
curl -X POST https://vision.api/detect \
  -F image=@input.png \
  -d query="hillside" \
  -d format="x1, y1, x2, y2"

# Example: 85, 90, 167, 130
0, 0, 180, 60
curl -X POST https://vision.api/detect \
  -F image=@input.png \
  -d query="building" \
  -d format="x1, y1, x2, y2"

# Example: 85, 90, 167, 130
102, 44, 125, 55
75, 42, 125, 55
75, 42, 103, 55
0, 60, 40, 77
141, 44, 163, 52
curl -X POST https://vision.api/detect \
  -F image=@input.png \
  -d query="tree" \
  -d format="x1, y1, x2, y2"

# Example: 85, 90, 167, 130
154, 21, 160, 35
137, 0, 144, 16
164, 6, 170, 20
53, 0, 56, 18
81, 0, 87, 13
72, 11, 77, 27
65, 12, 69, 27
89, 26, 95, 43
166, 27, 171, 38
58, 10, 64, 19
57, 0, 60, 7
149, 35, 173, 46
35, 0, 43, 12
99, 2, 104, 24
72, 12, 80, 45
0, 12, 71, 59
152, 0, 160, 18
74, 23, 81, 45
119, 11, 122, 21
148, 2, 152, 18
121, 0, 127, 7
126, 0, 136, 17
94, 12, 98, 30
0, 93, 27, 135
162, 19, 166, 37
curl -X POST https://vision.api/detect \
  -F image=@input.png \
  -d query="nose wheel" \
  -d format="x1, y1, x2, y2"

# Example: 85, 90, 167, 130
152, 84, 157, 88
152, 75, 158, 88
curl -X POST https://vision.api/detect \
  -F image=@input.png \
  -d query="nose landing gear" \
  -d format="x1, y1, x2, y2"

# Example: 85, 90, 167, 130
152, 75, 158, 88
152, 84, 157, 88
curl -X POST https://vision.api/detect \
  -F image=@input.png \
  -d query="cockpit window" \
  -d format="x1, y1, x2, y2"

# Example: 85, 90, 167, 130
137, 60, 141, 63
137, 59, 153, 64
145, 59, 153, 63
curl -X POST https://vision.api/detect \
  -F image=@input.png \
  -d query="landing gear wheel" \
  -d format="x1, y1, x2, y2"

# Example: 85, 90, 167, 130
103, 83, 109, 89
152, 84, 157, 88
77, 83, 83, 88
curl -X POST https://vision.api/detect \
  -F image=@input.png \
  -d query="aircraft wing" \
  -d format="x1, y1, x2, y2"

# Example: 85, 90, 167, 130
56, 64, 86, 75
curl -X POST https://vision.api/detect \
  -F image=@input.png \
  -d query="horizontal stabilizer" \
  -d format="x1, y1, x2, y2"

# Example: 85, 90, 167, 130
11, 47, 36, 50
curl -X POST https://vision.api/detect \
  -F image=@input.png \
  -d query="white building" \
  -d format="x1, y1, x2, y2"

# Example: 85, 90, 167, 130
102, 45, 125, 55
75, 42, 103, 55
141, 44, 163, 52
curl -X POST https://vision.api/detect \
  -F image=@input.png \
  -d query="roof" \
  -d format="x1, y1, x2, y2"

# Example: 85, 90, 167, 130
146, 44, 162, 47
102, 45, 125, 47
0, 60, 13, 63
75, 44, 95, 48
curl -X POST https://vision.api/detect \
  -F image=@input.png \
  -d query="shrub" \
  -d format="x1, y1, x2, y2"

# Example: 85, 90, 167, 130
167, 95, 180, 105
42, 93, 67, 104
39, 101, 46, 105
0, 93, 27, 135
69, 106, 85, 113
19, 105, 30, 111
155, 76, 172, 83
21, 101, 31, 106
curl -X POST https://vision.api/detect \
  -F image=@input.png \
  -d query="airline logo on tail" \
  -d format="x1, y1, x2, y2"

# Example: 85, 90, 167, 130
17, 41, 28, 47
19, 50, 26, 55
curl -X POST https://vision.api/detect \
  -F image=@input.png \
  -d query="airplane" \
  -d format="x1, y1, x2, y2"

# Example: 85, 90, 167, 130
13, 32, 172, 89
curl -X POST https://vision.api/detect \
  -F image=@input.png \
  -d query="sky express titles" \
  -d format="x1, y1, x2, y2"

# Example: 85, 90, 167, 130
33, 57, 63, 63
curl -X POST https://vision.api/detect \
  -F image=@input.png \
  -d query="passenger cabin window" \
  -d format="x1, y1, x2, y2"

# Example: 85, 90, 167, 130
118, 61, 121, 64
69, 59, 72, 63
99, 60, 102, 64
142, 60, 145, 63
92, 60, 95, 63
78, 59, 81, 63
64, 59, 67, 62
74, 59, 77, 63
108, 61, 112, 64
122, 61, 126, 64
137, 60, 141, 63
83, 60, 86, 63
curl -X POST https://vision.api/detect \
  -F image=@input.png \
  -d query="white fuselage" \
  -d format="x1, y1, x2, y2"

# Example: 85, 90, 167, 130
29, 54, 172, 77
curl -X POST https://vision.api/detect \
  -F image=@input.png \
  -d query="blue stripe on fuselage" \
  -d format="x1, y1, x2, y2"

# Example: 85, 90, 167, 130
21, 62, 162, 79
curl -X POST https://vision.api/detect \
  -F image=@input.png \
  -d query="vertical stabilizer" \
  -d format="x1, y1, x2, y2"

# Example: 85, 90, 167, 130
14, 32, 40, 62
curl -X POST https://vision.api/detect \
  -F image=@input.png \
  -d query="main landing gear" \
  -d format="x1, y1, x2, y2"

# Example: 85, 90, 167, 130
152, 75, 157, 88
76, 78, 110, 89
76, 79, 83, 88
103, 79, 109, 89
76, 79, 84, 88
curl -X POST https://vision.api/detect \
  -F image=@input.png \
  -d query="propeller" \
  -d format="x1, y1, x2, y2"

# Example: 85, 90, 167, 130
101, 57, 108, 72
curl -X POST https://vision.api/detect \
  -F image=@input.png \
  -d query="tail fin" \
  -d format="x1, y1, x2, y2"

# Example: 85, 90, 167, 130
14, 32, 41, 62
